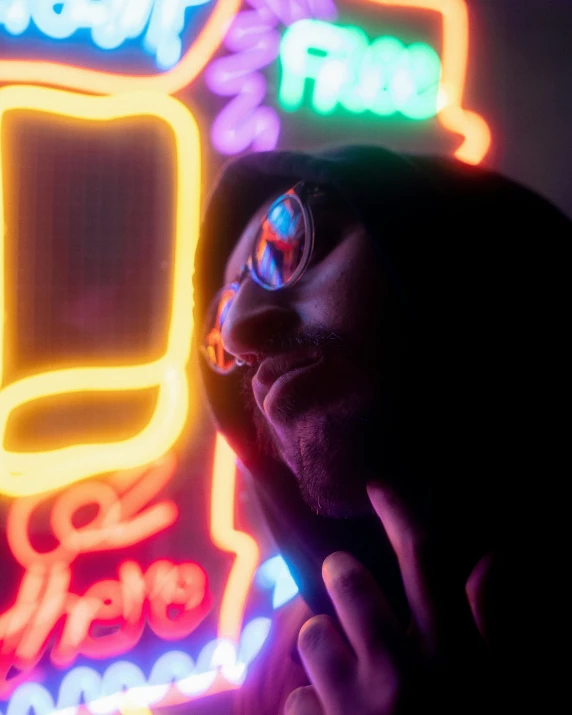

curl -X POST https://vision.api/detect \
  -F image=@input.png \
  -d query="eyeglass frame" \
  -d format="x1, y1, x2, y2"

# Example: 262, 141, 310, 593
201, 181, 327, 374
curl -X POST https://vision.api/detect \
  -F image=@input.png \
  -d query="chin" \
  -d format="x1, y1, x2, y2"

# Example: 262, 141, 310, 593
297, 476, 374, 519
278, 408, 382, 519
252, 389, 388, 516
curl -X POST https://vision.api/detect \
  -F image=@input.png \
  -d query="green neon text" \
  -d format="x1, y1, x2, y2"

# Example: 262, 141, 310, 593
279, 19, 442, 120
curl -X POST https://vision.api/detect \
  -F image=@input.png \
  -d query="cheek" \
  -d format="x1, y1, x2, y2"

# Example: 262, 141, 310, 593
300, 237, 387, 335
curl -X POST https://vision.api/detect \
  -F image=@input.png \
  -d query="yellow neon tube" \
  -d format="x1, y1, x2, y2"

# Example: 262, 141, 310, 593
210, 434, 260, 643
357, 0, 491, 164
0, 86, 201, 497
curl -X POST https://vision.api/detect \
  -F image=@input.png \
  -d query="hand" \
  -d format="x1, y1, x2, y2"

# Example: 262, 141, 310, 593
285, 484, 498, 715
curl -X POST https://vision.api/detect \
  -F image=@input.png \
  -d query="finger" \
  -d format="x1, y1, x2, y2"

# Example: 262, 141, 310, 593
297, 614, 355, 712
284, 686, 324, 715
367, 482, 482, 657
322, 551, 403, 666
465, 551, 496, 644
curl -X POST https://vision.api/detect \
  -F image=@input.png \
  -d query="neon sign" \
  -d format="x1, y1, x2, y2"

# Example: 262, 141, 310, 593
205, 0, 491, 164
0, 86, 200, 498
0, 89, 264, 695
4, 617, 273, 715
0, 432, 282, 710
0, 454, 206, 687
1, 550, 297, 715
363, 0, 490, 163
0, 0, 241, 94
205, 0, 337, 155
0, 2, 490, 712
0, 0, 213, 71
280, 19, 442, 118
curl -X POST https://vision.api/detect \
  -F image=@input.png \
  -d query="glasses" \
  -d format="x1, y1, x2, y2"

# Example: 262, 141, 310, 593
201, 182, 325, 374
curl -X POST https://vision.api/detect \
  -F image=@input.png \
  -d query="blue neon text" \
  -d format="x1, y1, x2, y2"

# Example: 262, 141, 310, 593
0, 0, 212, 70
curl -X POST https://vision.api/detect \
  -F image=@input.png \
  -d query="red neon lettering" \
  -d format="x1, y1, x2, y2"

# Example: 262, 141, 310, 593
7, 453, 179, 569
0, 453, 211, 696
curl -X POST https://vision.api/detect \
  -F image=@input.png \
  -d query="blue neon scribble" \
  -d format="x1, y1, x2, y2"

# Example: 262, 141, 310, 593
256, 554, 299, 609
3, 618, 272, 715
0, 0, 213, 70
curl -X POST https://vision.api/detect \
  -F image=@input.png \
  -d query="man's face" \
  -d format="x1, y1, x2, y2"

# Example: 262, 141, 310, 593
220, 187, 401, 518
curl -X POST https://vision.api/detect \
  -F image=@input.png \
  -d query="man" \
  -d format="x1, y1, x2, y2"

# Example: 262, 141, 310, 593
194, 146, 570, 714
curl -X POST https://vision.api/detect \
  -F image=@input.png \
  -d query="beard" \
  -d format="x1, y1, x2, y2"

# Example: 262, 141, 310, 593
241, 326, 387, 519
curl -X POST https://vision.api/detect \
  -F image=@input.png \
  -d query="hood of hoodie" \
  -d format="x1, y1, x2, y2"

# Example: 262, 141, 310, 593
193, 145, 571, 620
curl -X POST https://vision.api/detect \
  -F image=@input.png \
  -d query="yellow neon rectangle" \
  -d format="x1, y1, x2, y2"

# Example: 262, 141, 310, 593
0, 86, 201, 497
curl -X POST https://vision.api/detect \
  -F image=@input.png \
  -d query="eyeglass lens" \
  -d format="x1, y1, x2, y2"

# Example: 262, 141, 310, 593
203, 193, 307, 372
252, 194, 306, 289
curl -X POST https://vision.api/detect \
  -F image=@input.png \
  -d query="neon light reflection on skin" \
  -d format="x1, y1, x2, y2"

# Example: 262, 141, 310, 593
280, 19, 443, 118
205, 0, 337, 154
0, 0, 212, 71
0, 86, 200, 498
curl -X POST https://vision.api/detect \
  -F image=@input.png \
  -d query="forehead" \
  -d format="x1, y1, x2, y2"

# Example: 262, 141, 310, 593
224, 189, 288, 285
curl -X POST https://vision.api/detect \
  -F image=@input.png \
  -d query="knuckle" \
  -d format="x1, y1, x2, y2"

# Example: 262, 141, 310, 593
328, 565, 370, 602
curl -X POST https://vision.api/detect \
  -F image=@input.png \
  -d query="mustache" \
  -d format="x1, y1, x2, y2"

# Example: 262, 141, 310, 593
239, 325, 343, 396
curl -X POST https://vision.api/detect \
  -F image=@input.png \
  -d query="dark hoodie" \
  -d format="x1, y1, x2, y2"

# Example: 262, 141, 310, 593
194, 146, 571, 713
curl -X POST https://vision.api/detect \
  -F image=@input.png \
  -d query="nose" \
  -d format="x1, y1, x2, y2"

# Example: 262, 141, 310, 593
220, 278, 298, 361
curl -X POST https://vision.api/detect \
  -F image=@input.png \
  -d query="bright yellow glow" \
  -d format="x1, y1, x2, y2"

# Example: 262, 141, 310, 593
120, 704, 153, 715
210, 434, 260, 642
0, 86, 201, 497
0, 0, 241, 96
357, 0, 491, 164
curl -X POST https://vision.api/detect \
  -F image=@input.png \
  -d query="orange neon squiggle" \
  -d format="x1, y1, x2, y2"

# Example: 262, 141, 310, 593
358, 0, 491, 164
210, 434, 260, 642
7, 455, 179, 569
0, 86, 201, 497
0, 0, 242, 95
0, 557, 209, 678
0, 456, 211, 688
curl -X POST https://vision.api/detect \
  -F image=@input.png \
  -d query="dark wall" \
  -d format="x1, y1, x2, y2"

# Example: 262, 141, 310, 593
472, 0, 572, 218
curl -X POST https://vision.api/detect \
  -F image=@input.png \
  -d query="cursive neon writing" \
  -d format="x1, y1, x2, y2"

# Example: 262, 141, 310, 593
0, 454, 211, 696
2, 617, 272, 715
0, 0, 213, 70
279, 18, 443, 118
205, 0, 337, 155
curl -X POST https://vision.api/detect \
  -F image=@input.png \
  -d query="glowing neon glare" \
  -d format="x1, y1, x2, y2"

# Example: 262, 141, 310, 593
0, 455, 210, 690
0, 0, 215, 72
210, 434, 260, 642
0, 0, 241, 95
279, 19, 442, 118
256, 555, 299, 609
0, 555, 210, 675
0, 455, 213, 687
4, 621, 272, 715
0, 86, 201, 498
205, 0, 337, 155
0, 432, 262, 699
6, 455, 178, 569
356, 0, 490, 163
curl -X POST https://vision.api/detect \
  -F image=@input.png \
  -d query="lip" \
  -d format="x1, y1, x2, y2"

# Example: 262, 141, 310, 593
252, 350, 324, 416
